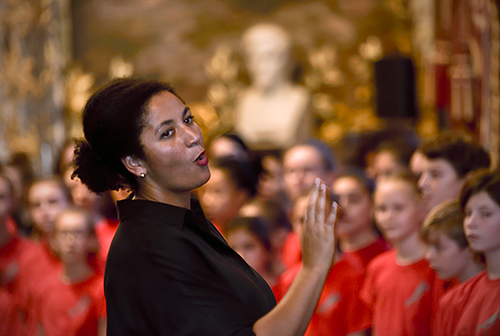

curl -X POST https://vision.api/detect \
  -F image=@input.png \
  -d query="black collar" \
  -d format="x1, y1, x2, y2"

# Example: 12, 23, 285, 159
117, 195, 211, 233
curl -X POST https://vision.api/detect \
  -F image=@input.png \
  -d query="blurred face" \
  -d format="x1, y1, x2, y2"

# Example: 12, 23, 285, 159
139, 91, 210, 200
332, 177, 373, 240
374, 179, 423, 244
283, 146, 329, 201
464, 191, 500, 256
54, 211, 91, 265
291, 195, 308, 236
0, 177, 12, 221
425, 230, 472, 281
410, 151, 426, 180
258, 155, 284, 201
63, 169, 98, 212
199, 168, 247, 227
419, 158, 464, 213
60, 143, 76, 173
208, 137, 246, 160
28, 181, 70, 235
227, 228, 269, 274
370, 151, 405, 180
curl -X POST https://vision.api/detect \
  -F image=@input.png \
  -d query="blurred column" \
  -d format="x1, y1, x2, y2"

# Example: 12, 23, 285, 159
0, 0, 71, 176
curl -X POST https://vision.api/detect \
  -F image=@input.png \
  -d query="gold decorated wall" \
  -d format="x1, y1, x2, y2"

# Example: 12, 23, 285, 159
0, 0, 499, 174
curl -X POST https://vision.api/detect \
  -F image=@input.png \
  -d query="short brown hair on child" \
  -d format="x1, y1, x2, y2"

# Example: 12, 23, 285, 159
376, 170, 421, 199
420, 131, 490, 179
421, 200, 468, 249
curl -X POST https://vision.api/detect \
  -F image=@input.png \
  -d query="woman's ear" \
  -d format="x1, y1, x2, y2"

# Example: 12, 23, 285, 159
121, 156, 146, 178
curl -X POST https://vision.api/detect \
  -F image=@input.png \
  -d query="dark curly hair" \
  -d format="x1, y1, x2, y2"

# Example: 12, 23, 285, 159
72, 77, 181, 193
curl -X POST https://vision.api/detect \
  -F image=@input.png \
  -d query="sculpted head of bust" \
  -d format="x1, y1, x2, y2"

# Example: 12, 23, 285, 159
241, 23, 292, 91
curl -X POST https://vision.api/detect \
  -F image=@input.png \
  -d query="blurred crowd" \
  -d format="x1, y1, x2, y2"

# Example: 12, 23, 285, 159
1, 127, 500, 336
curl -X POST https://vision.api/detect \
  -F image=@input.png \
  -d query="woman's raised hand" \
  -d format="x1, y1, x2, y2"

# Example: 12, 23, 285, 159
301, 178, 338, 272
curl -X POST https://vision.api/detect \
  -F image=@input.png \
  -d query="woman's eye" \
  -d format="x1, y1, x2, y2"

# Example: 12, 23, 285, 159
161, 129, 174, 139
184, 115, 194, 124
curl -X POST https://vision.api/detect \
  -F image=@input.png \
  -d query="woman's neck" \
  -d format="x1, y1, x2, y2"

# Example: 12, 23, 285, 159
485, 249, 500, 280
62, 261, 94, 284
393, 232, 427, 265
135, 188, 192, 209
340, 230, 378, 252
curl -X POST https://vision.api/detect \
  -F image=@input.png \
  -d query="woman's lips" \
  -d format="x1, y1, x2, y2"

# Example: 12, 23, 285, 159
195, 151, 208, 166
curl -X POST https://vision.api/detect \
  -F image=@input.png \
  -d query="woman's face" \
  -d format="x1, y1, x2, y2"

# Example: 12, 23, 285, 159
139, 91, 210, 199
332, 176, 373, 240
464, 191, 500, 256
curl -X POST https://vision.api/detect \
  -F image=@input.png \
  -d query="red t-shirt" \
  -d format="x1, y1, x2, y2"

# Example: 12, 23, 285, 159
95, 218, 119, 261
6, 217, 17, 236
433, 272, 483, 336
361, 250, 443, 336
275, 258, 371, 336
280, 232, 302, 269
33, 271, 106, 336
451, 271, 500, 336
0, 236, 45, 307
0, 287, 23, 336
342, 237, 390, 273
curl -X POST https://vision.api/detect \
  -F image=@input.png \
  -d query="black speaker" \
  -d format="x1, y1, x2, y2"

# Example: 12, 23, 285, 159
374, 54, 419, 119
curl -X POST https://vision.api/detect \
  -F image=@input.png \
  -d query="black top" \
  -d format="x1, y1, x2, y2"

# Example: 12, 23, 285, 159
105, 196, 276, 336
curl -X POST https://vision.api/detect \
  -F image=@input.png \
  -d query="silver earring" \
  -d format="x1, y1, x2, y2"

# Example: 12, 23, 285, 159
140, 173, 146, 178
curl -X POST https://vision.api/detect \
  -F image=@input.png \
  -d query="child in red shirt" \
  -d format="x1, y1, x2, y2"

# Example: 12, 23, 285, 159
332, 170, 390, 272
226, 216, 279, 289
32, 207, 106, 336
421, 200, 485, 336
444, 170, 500, 336
275, 194, 371, 336
280, 194, 308, 269
0, 169, 45, 335
361, 173, 443, 336
27, 178, 72, 272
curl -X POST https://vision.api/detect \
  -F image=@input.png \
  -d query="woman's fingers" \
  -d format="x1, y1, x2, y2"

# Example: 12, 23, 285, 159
306, 179, 321, 225
327, 202, 338, 227
316, 183, 326, 227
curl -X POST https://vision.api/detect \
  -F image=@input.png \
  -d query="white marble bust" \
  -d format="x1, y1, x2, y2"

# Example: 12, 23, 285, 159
234, 23, 312, 151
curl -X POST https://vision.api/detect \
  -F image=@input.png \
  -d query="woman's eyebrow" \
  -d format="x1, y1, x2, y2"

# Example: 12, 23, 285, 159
155, 107, 191, 134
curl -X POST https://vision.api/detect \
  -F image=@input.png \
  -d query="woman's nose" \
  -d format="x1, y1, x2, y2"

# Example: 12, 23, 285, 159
183, 125, 201, 147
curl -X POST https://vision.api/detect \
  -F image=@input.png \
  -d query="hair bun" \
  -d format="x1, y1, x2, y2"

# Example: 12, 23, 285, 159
72, 139, 123, 193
